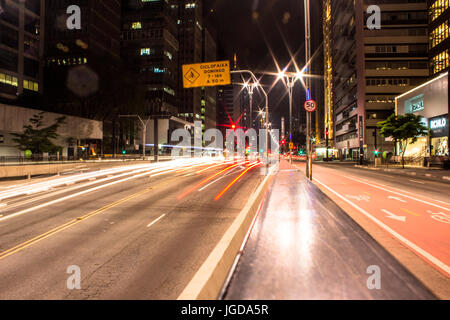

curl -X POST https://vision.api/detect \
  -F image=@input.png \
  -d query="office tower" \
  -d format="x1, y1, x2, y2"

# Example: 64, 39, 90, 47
0, 0, 45, 102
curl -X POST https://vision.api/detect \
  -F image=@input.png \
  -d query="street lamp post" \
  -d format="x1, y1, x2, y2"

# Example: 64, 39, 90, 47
119, 115, 149, 160
244, 82, 257, 130
304, 0, 312, 180
277, 71, 302, 164
231, 70, 269, 170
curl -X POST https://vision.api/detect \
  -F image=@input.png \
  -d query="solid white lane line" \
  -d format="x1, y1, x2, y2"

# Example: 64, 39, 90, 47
147, 214, 166, 228
343, 175, 450, 211
314, 177, 450, 276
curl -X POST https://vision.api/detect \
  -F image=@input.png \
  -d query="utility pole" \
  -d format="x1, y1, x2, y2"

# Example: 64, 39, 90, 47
119, 115, 149, 160
304, 0, 312, 180
288, 78, 294, 164
231, 70, 269, 170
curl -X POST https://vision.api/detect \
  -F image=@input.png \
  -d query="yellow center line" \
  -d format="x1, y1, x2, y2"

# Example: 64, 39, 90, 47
401, 208, 421, 217
0, 187, 153, 261
0, 162, 228, 261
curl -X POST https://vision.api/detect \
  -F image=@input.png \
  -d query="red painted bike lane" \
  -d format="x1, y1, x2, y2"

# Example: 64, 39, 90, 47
300, 164, 450, 277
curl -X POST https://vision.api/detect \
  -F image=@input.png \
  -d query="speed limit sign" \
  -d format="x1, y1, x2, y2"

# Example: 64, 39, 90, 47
304, 100, 317, 112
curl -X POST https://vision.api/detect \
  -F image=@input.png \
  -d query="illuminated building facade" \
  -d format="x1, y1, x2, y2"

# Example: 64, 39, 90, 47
428, 0, 450, 76
44, 0, 122, 118
323, 0, 334, 146
0, 0, 45, 102
177, 0, 218, 132
327, 0, 429, 160
122, 0, 179, 115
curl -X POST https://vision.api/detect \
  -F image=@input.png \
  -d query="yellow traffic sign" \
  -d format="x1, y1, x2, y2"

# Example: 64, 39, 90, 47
182, 60, 231, 88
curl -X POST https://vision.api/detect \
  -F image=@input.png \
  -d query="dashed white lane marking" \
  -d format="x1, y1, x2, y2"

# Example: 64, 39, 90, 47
147, 214, 166, 228
409, 179, 425, 184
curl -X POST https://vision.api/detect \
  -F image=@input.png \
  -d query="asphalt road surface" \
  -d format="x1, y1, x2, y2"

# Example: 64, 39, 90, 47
0, 158, 265, 299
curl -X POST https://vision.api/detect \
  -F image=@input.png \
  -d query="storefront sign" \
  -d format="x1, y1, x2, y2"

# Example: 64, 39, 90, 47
405, 94, 424, 114
430, 117, 446, 130
430, 115, 449, 138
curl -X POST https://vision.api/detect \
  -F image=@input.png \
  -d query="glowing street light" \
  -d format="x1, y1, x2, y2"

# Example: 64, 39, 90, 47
276, 70, 303, 163
243, 81, 259, 130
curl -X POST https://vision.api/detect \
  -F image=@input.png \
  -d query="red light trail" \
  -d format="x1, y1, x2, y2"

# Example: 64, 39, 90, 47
214, 161, 261, 201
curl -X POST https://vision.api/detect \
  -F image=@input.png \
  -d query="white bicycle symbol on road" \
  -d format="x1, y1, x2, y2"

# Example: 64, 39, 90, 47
427, 210, 450, 224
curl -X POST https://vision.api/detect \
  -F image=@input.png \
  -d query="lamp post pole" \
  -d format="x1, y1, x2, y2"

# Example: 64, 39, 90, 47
231, 70, 269, 169
288, 77, 294, 163
119, 115, 149, 160
304, 0, 312, 180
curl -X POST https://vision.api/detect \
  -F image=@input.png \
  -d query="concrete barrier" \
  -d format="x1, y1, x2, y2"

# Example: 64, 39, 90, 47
0, 161, 138, 179
0, 157, 179, 179
177, 165, 276, 300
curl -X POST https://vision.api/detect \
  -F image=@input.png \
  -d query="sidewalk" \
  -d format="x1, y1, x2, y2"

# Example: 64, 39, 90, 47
223, 160, 435, 300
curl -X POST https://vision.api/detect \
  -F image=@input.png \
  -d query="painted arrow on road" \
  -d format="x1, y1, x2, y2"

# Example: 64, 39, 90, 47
382, 209, 406, 222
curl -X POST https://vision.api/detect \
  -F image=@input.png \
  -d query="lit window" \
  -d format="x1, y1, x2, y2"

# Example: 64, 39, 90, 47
131, 22, 142, 30
140, 48, 152, 56
164, 50, 173, 60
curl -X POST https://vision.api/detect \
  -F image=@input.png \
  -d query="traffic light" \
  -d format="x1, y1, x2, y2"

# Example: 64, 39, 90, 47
122, 150, 127, 155
373, 149, 380, 157
281, 139, 286, 145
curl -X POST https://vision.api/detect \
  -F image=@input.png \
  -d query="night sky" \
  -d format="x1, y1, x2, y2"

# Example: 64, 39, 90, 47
205, 0, 320, 129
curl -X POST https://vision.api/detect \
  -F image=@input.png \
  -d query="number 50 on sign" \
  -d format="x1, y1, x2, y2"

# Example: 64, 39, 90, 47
304, 100, 317, 113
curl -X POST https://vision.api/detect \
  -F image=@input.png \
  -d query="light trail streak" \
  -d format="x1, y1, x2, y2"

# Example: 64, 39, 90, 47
0, 159, 217, 221
214, 162, 261, 201
177, 161, 245, 200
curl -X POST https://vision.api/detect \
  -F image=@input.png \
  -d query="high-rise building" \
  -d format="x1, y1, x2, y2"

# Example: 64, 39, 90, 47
121, 0, 179, 115
323, 0, 334, 146
0, 0, 44, 102
310, 0, 324, 146
428, 0, 450, 77
177, 0, 218, 132
326, 0, 429, 160
202, 27, 218, 130
44, 0, 122, 118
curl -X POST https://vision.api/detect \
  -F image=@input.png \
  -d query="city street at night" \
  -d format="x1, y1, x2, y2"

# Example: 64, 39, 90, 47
0, 0, 449, 311
0, 159, 264, 299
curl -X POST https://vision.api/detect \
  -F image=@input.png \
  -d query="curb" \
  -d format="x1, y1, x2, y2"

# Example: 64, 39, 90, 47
177, 165, 276, 300
353, 165, 450, 184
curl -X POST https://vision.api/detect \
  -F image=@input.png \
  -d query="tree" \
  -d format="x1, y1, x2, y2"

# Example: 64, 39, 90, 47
378, 113, 429, 169
11, 112, 66, 155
